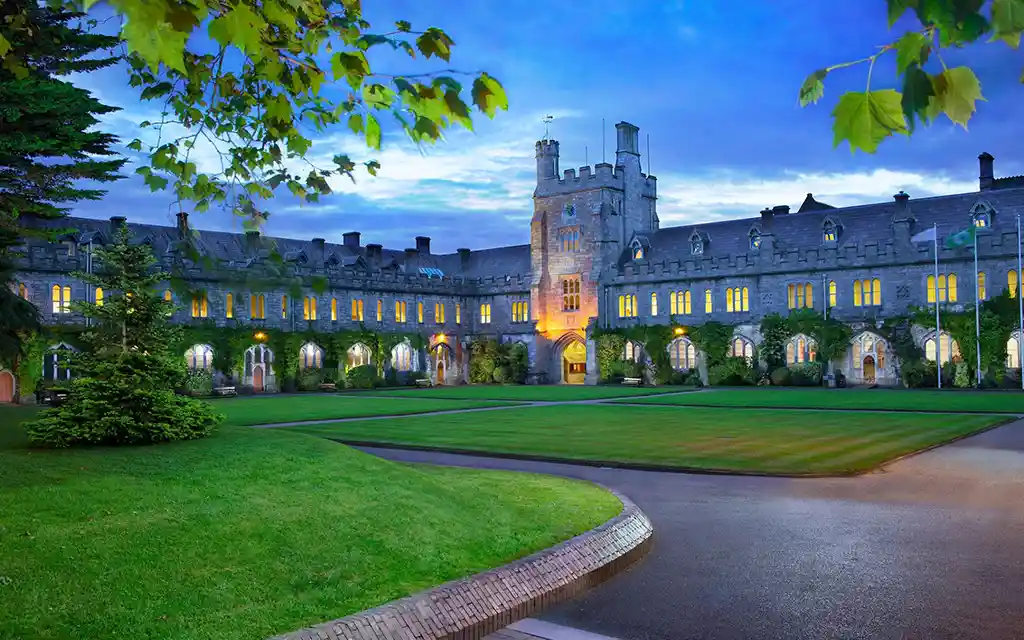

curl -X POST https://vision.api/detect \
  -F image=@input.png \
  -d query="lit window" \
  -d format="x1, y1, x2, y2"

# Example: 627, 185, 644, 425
704, 288, 712, 313
185, 343, 214, 370
376, 299, 382, 322
480, 303, 492, 324
618, 294, 637, 318
924, 332, 960, 364
854, 279, 882, 307
730, 337, 755, 364
786, 334, 817, 365
561, 229, 580, 252
225, 292, 233, 318
828, 280, 837, 307
749, 233, 761, 250
392, 342, 414, 372
17, 283, 28, 300
670, 291, 691, 315
725, 287, 749, 313
417, 301, 424, 324
624, 340, 642, 362
455, 303, 461, 324
692, 239, 703, 255
650, 292, 658, 316
1007, 333, 1021, 368
668, 338, 697, 370
351, 298, 364, 321
979, 272, 987, 300
95, 287, 104, 307
788, 283, 814, 309
395, 300, 407, 323
1010, 270, 1019, 299
164, 289, 173, 316
281, 295, 288, 319
331, 298, 338, 321
823, 221, 837, 244
435, 302, 445, 324
191, 293, 208, 318
347, 343, 371, 370
512, 301, 528, 323
974, 212, 991, 228
250, 294, 266, 319
303, 296, 317, 321
633, 246, 644, 260
299, 342, 323, 369
51, 284, 71, 314
562, 277, 581, 311
927, 274, 958, 303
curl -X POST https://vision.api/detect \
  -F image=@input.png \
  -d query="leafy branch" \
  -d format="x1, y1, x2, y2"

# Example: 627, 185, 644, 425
799, 0, 1023, 154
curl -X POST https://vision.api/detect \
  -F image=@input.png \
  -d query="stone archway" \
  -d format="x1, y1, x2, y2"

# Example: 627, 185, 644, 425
553, 333, 586, 385
0, 370, 15, 403
430, 342, 453, 385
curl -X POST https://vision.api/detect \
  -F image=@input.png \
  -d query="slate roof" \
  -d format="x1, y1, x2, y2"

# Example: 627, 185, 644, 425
25, 215, 532, 281
643, 186, 1024, 263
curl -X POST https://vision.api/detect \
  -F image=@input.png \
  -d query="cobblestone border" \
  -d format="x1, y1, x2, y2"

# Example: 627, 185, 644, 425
270, 489, 652, 640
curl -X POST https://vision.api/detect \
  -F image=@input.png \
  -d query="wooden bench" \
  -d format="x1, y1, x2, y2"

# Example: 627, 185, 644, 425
415, 378, 433, 387
318, 383, 337, 392
37, 388, 69, 405
213, 386, 237, 397
621, 377, 643, 386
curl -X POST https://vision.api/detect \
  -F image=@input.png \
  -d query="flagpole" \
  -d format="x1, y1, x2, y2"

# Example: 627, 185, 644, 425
934, 223, 942, 389
1018, 214, 1023, 390
974, 226, 982, 387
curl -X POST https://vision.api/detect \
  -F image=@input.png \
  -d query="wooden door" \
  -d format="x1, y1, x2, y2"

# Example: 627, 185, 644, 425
0, 371, 14, 403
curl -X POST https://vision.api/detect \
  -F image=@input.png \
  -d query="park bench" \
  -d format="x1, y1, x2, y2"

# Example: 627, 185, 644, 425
318, 383, 337, 392
415, 378, 433, 387
37, 388, 69, 406
213, 386, 237, 397
621, 377, 643, 386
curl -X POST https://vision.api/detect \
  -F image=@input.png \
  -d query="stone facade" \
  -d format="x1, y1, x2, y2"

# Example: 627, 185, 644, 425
6, 122, 1024, 397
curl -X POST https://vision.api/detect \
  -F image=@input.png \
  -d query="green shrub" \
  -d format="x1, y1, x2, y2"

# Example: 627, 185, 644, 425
492, 365, 512, 384
708, 357, 754, 386
297, 368, 324, 391
788, 362, 822, 386
183, 368, 213, 396
954, 361, 971, 388
769, 367, 790, 386
508, 343, 529, 384
345, 364, 379, 389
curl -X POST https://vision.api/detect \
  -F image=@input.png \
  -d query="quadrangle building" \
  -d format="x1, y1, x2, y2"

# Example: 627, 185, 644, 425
3, 121, 1024, 401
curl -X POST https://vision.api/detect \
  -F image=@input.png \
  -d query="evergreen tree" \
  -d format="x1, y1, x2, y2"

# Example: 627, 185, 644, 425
0, 0, 125, 361
26, 224, 222, 448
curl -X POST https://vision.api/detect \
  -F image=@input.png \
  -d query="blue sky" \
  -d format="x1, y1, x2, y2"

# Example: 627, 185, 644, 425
70, 0, 1024, 253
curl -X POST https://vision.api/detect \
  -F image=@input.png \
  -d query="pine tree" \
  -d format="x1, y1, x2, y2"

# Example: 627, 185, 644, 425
0, 1, 126, 361
25, 224, 222, 448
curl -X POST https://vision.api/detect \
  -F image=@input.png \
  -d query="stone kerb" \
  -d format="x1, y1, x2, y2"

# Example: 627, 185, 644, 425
270, 490, 653, 640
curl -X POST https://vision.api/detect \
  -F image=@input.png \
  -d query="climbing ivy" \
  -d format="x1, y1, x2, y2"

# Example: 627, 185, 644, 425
689, 321, 734, 369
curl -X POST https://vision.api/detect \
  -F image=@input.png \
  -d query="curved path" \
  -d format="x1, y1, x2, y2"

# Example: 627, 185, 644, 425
353, 419, 1024, 640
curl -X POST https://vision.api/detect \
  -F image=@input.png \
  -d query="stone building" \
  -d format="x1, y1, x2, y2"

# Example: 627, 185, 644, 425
4, 121, 1024, 401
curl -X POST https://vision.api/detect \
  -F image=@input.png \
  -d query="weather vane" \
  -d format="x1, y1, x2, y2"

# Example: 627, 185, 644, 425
542, 114, 554, 141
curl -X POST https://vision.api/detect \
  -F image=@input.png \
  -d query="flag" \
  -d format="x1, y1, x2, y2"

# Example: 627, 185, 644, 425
911, 227, 937, 243
945, 226, 977, 249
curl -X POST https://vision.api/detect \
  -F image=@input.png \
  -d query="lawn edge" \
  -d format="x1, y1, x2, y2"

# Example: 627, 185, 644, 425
327, 415, 1016, 478
270, 488, 653, 640
237, 401, 523, 427
608, 399, 1024, 415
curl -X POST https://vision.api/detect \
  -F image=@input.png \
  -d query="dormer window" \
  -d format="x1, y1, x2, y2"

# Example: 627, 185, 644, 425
749, 227, 762, 250
633, 247, 644, 260
691, 239, 703, 255
629, 237, 646, 261
970, 200, 994, 230
823, 220, 838, 244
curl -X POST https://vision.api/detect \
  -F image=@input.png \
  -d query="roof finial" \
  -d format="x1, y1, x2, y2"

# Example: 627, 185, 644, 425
542, 114, 554, 141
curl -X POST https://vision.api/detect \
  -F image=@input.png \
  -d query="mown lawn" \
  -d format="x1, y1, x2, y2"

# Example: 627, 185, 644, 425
0, 414, 619, 640
212, 394, 517, 426
290, 404, 1006, 475
614, 388, 1024, 413
368, 384, 693, 402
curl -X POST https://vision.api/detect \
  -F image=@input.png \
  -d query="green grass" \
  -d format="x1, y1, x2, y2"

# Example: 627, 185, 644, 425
367, 384, 694, 402
0, 417, 620, 640
289, 404, 1006, 475
614, 388, 1024, 413
212, 394, 517, 426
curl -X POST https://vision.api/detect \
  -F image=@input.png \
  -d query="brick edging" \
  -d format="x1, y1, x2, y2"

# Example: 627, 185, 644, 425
269, 489, 653, 640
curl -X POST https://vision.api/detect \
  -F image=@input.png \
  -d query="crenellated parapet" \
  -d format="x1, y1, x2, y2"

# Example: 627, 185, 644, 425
535, 163, 624, 197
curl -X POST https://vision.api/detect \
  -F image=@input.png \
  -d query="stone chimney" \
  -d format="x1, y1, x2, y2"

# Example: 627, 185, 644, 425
415, 236, 431, 255
343, 231, 360, 249
176, 212, 189, 235
109, 216, 126, 233
892, 190, 914, 249
311, 237, 325, 262
893, 190, 911, 216
771, 205, 790, 215
245, 229, 260, 250
979, 152, 994, 191
760, 207, 774, 226
457, 248, 471, 270
404, 247, 419, 270
365, 243, 382, 267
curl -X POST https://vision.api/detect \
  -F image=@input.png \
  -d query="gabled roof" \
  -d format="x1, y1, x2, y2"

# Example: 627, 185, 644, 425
798, 193, 836, 213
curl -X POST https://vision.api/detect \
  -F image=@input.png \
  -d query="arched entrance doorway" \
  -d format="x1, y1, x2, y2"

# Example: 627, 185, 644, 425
431, 343, 452, 385
0, 370, 14, 403
863, 355, 876, 383
561, 340, 586, 385
245, 344, 274, 392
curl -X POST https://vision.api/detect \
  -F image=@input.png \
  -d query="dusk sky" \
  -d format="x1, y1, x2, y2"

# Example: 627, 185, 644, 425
69, 0, 1024, 253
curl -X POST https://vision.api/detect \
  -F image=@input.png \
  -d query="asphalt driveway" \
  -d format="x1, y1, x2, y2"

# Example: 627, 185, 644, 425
356, 419, 1024, 640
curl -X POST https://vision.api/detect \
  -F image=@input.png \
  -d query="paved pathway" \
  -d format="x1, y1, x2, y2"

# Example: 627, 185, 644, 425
354, 419, 1024, 640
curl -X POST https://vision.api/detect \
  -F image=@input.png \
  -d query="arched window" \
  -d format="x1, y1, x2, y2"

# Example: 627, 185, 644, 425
670, 290, 691, 315
1007, 332, 1021, 369
281, 295, 288, 319
185, 344, 214, 371
730, 336, 754, 364
823, 220, 837, 244
303, 296, 317, 321
786, 334, 817, 365
391, 341, 414, 372
650, 292, 658, 316
923, 332, 960, 364
43, 343, 76, 381
828, 280, 837, 307
299, 342, 323, 369
17, 282, 29, 300
1009, 269, 1019, 299
331, 297, 338, 321
94, 287, 104, 307
623, 340, 642, 363
667, 338, 697, 370
244, 344, 274, 377
51, 284, 71, 314
347, 343, 372, 369
633, 246, 644, 260
851, 333, 887, 371
749, 231, 761, 250
225, 292, 233, 318
974, 210, 991, 228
